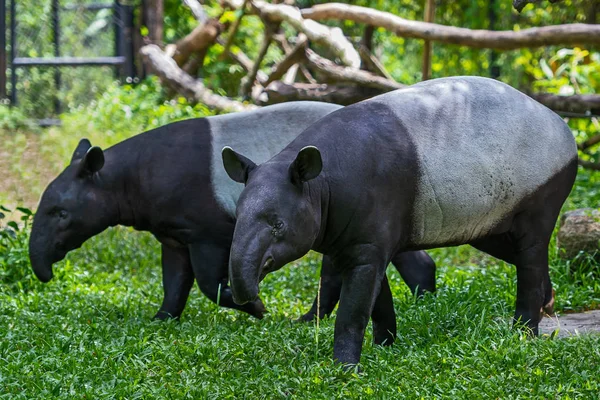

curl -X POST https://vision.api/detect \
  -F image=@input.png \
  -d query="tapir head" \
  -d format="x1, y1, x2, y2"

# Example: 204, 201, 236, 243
222, 146, 323, 304
29, 139, 111, 282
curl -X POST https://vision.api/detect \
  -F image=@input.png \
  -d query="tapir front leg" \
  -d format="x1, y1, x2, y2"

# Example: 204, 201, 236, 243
333, 247, 388, 367
154, 244, 195, 320
188, 242, 267, 319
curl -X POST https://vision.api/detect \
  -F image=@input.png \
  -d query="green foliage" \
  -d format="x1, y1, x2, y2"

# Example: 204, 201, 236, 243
0, 105, 38, 132
0, 206, 35, 291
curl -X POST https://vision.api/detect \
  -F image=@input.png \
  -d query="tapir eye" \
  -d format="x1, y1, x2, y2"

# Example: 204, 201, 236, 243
271, 220, 285, 237
58, 210, 68, 219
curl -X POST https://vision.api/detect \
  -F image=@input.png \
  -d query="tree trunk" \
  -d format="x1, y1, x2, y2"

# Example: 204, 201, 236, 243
143, 0, 164, 45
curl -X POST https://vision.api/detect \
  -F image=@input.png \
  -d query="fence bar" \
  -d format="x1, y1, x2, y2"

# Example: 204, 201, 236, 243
121, 2, 135, 80
52, 0, 61, 114
113, 0, 122, 79
0, 0, 6, 99
62, 3, 113, 11
13, 56, 126, 66
9, 0, 15, 104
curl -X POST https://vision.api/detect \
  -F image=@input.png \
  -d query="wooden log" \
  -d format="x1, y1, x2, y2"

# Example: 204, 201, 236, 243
263, 81, 384, 105
301, 3, 600, 50
140, 44, 256, 112
304, 49, 404, 91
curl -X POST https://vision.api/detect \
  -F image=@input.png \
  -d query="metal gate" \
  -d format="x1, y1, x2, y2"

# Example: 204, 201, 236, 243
1, 0, 137, 123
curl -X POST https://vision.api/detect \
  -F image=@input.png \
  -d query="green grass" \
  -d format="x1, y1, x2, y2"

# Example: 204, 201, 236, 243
1, 100, 600, 398
0, 201, 599, 398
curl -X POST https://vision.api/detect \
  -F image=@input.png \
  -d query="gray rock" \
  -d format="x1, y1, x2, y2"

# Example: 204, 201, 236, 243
540, 310, 600, 338
557, 208, 600, 263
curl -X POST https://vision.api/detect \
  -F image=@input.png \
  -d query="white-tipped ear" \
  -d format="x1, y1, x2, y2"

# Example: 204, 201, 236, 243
222, 146, 257, 184
77, 146, 104, 178
290, 146, 322, 185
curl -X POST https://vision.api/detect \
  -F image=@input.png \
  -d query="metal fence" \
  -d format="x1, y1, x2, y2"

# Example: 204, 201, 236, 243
1, 0, 136, 122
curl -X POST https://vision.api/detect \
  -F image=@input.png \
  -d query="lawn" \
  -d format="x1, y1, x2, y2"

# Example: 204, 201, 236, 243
1, 120, 599, 398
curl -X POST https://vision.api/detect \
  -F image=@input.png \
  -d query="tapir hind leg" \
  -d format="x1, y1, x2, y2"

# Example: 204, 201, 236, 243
474, 160, 575, 335
298, 255, 342, 322
391, 250, 436, 296
300, 250, 436, 322
371, 275, 396, 346
154, 243, 195, 320
188, 242, 267, 319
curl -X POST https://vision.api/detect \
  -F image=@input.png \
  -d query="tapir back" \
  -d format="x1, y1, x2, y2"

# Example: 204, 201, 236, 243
381, 77, 577, 246
282, 77, 577, 250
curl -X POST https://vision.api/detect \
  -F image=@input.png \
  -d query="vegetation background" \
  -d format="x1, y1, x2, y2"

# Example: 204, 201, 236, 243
0, 0, 599, 397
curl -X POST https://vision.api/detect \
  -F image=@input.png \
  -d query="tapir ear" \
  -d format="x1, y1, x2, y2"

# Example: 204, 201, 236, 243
77, 146, 105, 178
290, 146, 322, 185
71, 138, 92, 163
222, 146, 257, 184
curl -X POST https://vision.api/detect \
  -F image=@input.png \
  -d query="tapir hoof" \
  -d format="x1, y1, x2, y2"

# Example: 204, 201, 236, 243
153, 310, 181, 321
541, 289, 556, 317
297, 311, 317, 323
248, 298, 268, 319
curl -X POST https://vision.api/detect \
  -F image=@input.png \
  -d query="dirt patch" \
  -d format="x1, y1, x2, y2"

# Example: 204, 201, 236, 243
540, 310, 600, 337
0, 131, 57, 211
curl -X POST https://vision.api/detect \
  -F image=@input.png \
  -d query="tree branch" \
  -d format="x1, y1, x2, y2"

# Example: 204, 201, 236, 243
140, 44, 257, 112
170, 19, 222, 66
358, 45, 394, 80
266, 34, 308, 85
304, 49, 404, 91
301, 3, 600, 50
239, 21, 278, 97
529, 93, 600, 115
220, 0, 249, 60
183, 0, 208, 22
578, 134, 600, 151
513, 0, 563, 13
578, 159, 600, 171
222, 0, 361, 68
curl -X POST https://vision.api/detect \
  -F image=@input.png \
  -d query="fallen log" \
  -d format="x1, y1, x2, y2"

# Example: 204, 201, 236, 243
263, 81, 384, 105
141, 44, 257, 112
301, 3, 600, 50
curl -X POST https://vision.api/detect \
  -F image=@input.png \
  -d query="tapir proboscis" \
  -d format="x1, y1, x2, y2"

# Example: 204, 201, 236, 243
223, 76, 578, 367
29, 101, 436, 321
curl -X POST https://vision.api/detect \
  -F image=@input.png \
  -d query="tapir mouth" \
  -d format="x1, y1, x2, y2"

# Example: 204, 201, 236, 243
259, 256, 275, 282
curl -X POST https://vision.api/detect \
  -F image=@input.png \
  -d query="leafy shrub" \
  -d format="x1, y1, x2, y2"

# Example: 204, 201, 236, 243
0, 206, 35, 292
0, 105, 38, 133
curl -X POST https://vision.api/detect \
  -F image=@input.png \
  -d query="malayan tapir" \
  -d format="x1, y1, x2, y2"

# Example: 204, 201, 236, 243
28, 101, 436, 321
222, 76, 578, 367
